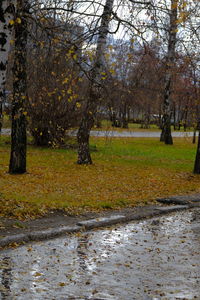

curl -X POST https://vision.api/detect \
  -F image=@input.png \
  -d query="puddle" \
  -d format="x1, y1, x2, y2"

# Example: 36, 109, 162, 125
0, 209, 200, 299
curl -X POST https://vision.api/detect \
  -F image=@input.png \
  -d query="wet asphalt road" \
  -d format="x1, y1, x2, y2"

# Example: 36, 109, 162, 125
0, 209, 200, 300
1, 128, 194, 138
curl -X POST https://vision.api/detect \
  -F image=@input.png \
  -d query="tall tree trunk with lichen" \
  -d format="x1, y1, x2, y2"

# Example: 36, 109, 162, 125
0, 0, 16, 133
77, 0, 114, 164
9, 0, 29, 174
160, 0, 178, 145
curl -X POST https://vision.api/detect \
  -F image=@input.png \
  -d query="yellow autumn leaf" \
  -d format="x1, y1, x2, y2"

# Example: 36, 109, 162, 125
59, 282, 66, 287
9, 20, 15, 25
76, 102, 81, 108
34, 272, 42, 277
67, 88, 72, 95
109, 69, 115, 74
62, 78, 69, 84
16, 18, 21, 24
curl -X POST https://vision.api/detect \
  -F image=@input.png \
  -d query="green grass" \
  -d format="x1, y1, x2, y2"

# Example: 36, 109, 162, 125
0, 135, 199, 219
92, 137, 196, 171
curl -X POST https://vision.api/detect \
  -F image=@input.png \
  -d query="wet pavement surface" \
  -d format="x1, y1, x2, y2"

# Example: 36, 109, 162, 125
90, 130, 194, 138
1, 128, 194, 138
0, 209, 200, 300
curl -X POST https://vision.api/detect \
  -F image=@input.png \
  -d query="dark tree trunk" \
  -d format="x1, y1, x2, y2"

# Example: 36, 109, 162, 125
177, 100, 182, 130
193, 129, 196, 144
160, 114, 173, 144
160, 128, 164, 141
160, 114, 164, 141
160, 0, 178, 145
144, 112, 150, 129
127, 106, 130, 123
77, 88, 96, 164
173, 102, 176, 130
9, 0, 28, 174
122, 102, 128, 129
77, 0, 114, 164
160, 81, 173, 144
118, 107, 122, 127
194, 131, 200, 174
31, 127, 50, 147
158, 107, 162, 129
183, 104, 188, 132
108, 104, 114, 123
111, 111, 118, 127
0, 97, 2, 133
95, 110, 102, 128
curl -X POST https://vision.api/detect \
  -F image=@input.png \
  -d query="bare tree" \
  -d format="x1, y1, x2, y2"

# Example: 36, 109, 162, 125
77, 0, 114, 164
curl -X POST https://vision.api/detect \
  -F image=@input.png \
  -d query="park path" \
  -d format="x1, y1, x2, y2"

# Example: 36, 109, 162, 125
90, 130, 194, 138
0, 208, 200, 299
1, 128, 194, 138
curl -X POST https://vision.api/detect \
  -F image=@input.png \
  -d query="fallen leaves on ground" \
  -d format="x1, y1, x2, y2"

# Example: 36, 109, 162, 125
0, 137, 199, 220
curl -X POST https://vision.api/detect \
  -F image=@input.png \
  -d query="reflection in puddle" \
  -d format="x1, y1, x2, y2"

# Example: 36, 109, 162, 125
77, 234, 89, 272
0, 210, 200, 299
0, 256, 12, 300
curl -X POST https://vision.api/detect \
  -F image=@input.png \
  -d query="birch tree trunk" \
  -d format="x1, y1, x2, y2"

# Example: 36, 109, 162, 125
0, 0, 16, 133
77, 0, 114, 164
9, 0, 29, 174
160, 0, 178, 145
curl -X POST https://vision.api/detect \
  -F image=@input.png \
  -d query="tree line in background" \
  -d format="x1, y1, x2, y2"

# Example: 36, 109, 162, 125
0, 0, 200, 173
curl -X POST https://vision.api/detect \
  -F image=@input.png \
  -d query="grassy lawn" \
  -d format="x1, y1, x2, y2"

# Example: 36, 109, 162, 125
0, 135, 199, 220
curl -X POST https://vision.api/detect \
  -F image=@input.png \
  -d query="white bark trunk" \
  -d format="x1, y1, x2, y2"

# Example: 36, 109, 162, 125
94, 0, 114, 84
0, 0, 16, 130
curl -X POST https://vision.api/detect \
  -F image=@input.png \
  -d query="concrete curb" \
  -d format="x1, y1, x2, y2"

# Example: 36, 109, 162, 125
156, 194, 200, 206
77, 215, 126, 229
156, 198, 190, 205
0, 204, 194, 248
